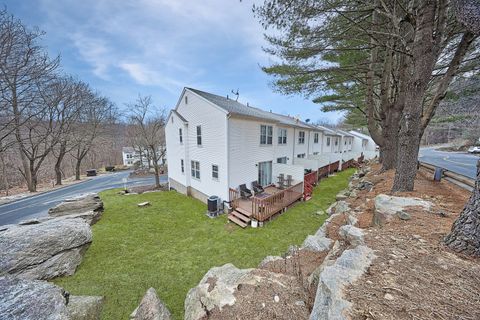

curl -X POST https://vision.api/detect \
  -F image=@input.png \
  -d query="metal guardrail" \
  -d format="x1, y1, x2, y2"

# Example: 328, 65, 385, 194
419, 161, 475, 190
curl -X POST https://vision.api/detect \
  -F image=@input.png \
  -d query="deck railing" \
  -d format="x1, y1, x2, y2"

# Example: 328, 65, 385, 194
304, 171, 318, 186
251, 182, 304, 222
330, 161, 340, 172
342, 159, 354, 170
229, 188, 240, 210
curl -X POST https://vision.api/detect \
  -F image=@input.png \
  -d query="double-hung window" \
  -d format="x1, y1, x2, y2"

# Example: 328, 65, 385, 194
314, 133, 319, 143
278, 128, 287, 144
327, 137, 331, 146
298, 131, 305, 144
297, 153, 306, 158
180, 159, 184, 173
196, 126, 202, 145
179, 128, 183, 143
191, 161, 200, 179
212, 165, 219, 180
260, 125, 273, 145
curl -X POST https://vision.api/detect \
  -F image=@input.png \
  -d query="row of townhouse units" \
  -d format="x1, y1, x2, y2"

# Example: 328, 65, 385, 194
165, 87, 377, 227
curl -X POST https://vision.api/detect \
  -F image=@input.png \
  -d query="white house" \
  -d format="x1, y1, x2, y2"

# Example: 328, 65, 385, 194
349, 130, 378, 159
122, 146, 166, 167
165, 87, 375, 227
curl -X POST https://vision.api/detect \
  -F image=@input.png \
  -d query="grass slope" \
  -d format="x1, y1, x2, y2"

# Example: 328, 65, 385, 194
54, 169, 354, 319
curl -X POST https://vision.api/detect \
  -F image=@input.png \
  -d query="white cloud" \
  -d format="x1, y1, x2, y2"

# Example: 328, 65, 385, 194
118, 62, 184, 93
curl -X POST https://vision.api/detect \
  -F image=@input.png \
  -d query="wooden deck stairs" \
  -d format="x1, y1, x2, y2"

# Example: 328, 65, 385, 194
228, 207, 252, 228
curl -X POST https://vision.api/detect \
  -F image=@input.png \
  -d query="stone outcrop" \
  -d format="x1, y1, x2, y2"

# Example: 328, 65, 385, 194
67, 295, 104, 320
0, 275, 70, 320
310, 246, 376, 320
49, 193, 103, 225
0, 218, 92, 280
130, 288, 171, 320
373, 194, 432, 225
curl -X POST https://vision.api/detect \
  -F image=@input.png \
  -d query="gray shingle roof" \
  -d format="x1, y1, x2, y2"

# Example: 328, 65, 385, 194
186, 88, 319, 130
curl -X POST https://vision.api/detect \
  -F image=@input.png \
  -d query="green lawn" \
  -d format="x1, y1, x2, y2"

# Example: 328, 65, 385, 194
54, 169, 354, 319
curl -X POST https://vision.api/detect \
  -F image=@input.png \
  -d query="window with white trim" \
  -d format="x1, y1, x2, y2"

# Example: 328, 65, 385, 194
335, 138, 339, 146
327, 137, 331, 146
191, 160, 200, 179
313, 152, 319, 155
180, 159, 184, 173
196, 126, 202, 145
278, 128, 287, 144
179, 128, 183, 143
314, 133, 319, 143
297, 153, 306, 158
260, 125, 273, 145
212, 165, 219, 180
298, 131, 305, 144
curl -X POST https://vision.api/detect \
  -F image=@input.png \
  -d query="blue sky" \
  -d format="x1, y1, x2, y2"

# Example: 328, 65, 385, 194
4, 0, 343, 123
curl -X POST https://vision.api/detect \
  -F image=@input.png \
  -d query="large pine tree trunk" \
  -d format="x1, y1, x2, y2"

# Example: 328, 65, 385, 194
444, 160, 480, 256
381, 109, 401, 170
392, 1, 437, 192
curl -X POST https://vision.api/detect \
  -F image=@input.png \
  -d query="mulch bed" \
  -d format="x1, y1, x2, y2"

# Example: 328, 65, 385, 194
345, 163, 480, 320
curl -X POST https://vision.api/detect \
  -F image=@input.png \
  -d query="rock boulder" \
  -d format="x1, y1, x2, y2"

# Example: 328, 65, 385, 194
374, 194, 432, 225
67, 295, 104, 320
130, 288, 171, 320
302, 235, 332, 252
49, 193, 103, 225
339, 225, 365, 246
185, 263, 309, 320
0, 218, 92, 280
310, 246, 376, 320
0, 275, 70, 320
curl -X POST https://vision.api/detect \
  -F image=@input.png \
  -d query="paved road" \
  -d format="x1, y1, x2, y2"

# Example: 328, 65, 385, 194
0, 171, 166, 226
419, 147, 479, 179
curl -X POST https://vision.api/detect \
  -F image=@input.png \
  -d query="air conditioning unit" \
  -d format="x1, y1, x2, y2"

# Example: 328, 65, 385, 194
207, 195, 222, 217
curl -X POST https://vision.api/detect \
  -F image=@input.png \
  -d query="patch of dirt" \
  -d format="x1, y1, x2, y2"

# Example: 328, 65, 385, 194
344, 162, 480, 320
260, 250, 328, 280
203, 269, 310, 320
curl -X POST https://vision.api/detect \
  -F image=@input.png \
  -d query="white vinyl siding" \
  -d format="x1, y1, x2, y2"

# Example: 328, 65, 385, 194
191, 160, 200, 179
260, 125, 273, 145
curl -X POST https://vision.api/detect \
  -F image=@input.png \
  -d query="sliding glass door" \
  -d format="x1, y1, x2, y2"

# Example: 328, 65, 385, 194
258, 161, 272, 186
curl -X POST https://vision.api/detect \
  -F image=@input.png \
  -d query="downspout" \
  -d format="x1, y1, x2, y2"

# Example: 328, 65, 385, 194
292, 127, 296, 164
226, 113, 231, 204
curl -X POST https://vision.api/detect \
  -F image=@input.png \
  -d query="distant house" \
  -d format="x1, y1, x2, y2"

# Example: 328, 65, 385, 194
122, 146, 166, 167
165, 87, 377, 227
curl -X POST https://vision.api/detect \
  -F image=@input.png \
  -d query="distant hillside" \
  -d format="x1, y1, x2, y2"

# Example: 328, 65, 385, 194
422, 75, 480, 145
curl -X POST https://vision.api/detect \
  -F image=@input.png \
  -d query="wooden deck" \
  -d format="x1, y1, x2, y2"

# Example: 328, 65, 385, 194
229, 183, 304, 223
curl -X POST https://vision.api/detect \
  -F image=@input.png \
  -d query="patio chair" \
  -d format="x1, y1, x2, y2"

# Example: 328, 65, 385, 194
286, 175, 293, 187
251, 181, 265, 195
277, 174, 285, 189
239, 184, 253, 199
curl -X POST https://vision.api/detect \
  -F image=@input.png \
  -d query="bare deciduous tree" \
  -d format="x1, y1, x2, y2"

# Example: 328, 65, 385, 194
127, 95, 166, 188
